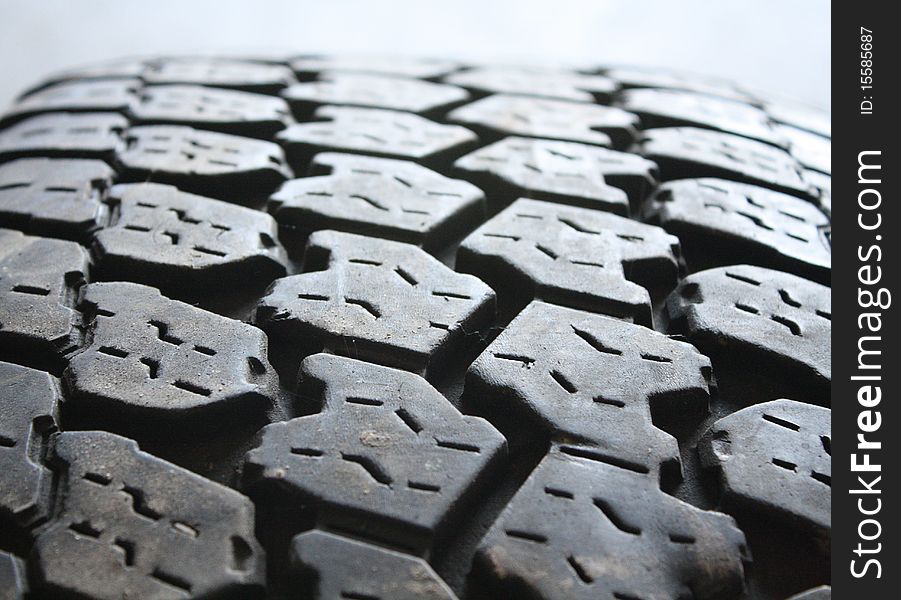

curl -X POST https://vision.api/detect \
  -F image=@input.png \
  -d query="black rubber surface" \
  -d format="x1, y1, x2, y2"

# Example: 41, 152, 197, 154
457, 198, 680, 323
0, 158, 114, 241
0, 55, 830, 600
643, 178, 830, 284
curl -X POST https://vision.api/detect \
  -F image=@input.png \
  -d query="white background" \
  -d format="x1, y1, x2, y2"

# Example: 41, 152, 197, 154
0, 0, 830, 110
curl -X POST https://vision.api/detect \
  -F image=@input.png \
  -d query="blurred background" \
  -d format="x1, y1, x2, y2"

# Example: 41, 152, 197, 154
0, 0, 829, 110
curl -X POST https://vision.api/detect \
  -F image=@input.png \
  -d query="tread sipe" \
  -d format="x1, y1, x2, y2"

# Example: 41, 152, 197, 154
0, 55, 830, 600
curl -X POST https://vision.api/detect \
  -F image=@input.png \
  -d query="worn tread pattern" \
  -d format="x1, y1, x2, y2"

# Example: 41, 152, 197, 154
467, 301, 712, 479
0, 158, 114, 240
641, 126, 813, 198
699, 399, 831, 536
268, 152, 485, 251
475, 449, 749, 600
454, 136, 658, 215
0, 363, 59, 534
448, 93, 639, 147
644, 178, 830, 283
667, 265, 831, 402
94, 182, 287, 292
255, 231, 495, 376
457, 198, 680, 324
32, 430, 264, 599
0, 56, 831, 600
0, 230, 87, 370
292, 530, 457, 600
244, 354, 505, 552
65, 282, 279, 418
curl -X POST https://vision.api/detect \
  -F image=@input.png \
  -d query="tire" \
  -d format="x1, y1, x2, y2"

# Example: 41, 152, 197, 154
0, 56, 831, 600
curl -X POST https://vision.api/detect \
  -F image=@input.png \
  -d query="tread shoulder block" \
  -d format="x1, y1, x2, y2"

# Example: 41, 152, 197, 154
699, 399, 830, 535
32, 430, 265, 599
0, 157, 114, 240
244, 354, 505, 551
645, 178, 830, 283
0, 229, 87, 369
458, 197, 680, 324
269, 152, 484, 251
94, 183, 287, 291
667, 265, 831, 401
1, 79, 139, 124
467, 301, 712, 478
454, 136, 657, 215
117, 125, 292, 199
475, 450, 748, 600
65, 281, 279, 418
641, 126, 813, 198
0, 362, 59, 533
255, 230, 495, 376
0, 112, 126, 162
129, 84, 293, 137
